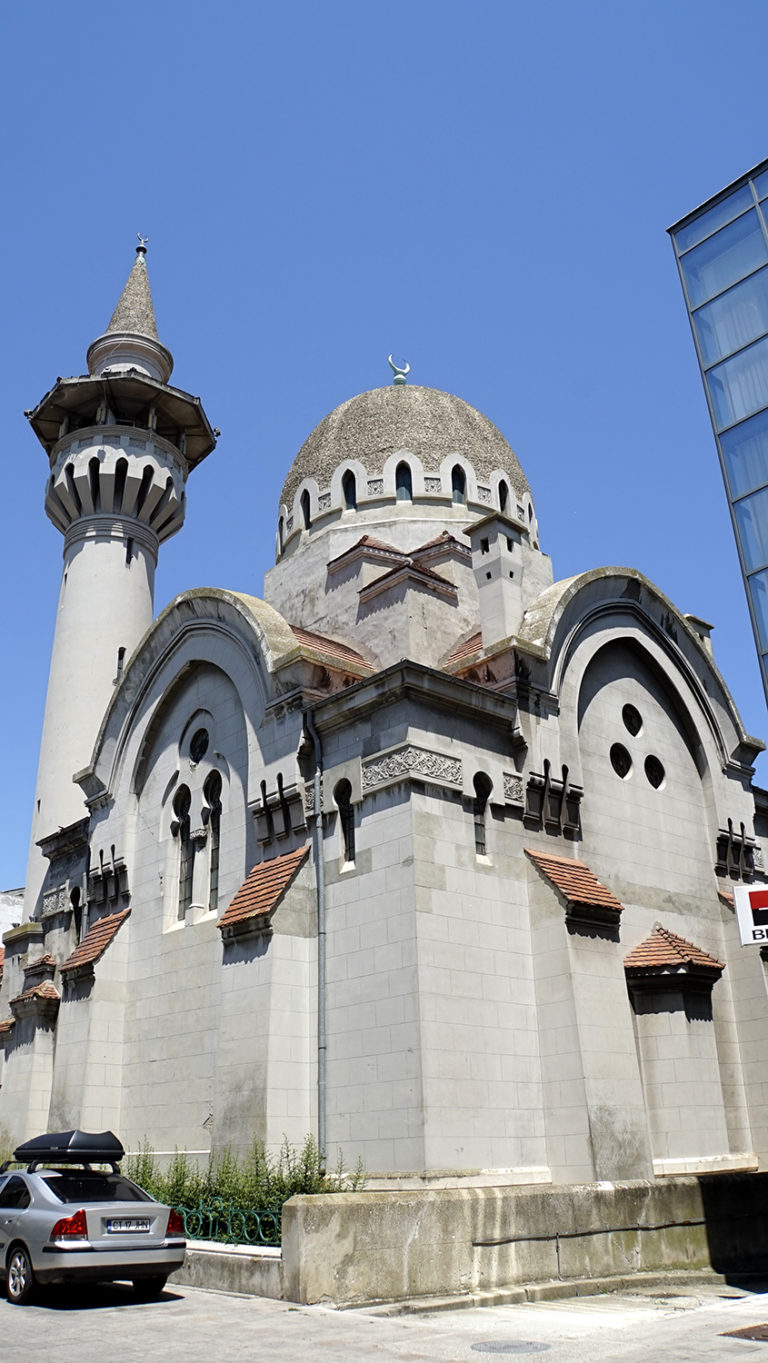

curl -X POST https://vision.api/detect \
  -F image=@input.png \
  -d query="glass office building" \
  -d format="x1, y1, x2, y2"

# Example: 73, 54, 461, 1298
670, 159, 768, 703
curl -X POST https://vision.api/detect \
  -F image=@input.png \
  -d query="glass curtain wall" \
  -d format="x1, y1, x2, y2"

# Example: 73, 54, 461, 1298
670, 160, 768, 702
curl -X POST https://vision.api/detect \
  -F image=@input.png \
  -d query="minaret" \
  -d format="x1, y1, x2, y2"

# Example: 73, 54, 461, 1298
23, 240, 216, 916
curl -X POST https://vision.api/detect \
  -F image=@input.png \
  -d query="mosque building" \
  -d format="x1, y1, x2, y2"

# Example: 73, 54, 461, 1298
2, 244, 768, 1190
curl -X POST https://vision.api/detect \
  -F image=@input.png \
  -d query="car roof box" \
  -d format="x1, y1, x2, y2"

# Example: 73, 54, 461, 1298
13, 1129, 125, 1165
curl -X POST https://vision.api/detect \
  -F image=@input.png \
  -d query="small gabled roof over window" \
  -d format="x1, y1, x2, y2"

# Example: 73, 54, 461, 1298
525, 847, 624, 926
60, 908, 131, 977
624, 925, 725, 979
218, 844, 310, 938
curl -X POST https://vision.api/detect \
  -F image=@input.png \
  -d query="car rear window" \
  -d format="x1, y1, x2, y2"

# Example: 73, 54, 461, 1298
39, 1172, 154, 1204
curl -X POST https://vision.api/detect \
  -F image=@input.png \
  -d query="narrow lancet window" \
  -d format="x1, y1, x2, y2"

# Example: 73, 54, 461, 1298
335, 779, 355, 865
342, 470, 357, 510
473, 773, 492, 856
396, 462, 413, 501
452, 465, 467, 505
498, 479, 509, 514
173, 785, 193, 919
301, 489, 312, 529
204, 771, 222, 912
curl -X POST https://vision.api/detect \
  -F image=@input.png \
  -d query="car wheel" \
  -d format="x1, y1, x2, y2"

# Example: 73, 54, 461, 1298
7, 1244, 35, 1305
132, 1275, 167, 1300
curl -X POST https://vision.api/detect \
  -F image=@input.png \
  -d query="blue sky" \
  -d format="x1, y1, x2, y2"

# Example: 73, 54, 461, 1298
2, 0, 768, 889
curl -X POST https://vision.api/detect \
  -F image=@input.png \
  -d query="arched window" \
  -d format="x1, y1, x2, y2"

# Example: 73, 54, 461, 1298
498, 480, 509, 514
395, 462, 413, 502
451, 465, 467, 505
473, 773, 493, 856
70, 886, 82, 942
278, 517, 285, 552
342, 470, 357, 510
88, 457, 101, 512
334, 779, 355, 865
301, 489, 312, 529
173, 784, 193, 919
204, 771, 222, 912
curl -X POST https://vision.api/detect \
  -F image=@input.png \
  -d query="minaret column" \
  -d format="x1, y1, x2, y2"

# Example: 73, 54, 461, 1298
22, 241, 216, 917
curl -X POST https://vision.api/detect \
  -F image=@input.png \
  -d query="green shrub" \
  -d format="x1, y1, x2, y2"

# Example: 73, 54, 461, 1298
125, 1134, 366, 1245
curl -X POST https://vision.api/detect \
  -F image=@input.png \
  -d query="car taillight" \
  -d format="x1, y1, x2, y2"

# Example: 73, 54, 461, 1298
51, 1208, 88, 1240
167, 1209, 184, 1237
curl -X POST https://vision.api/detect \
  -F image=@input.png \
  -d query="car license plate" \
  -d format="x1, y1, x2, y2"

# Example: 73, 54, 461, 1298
106, 1217, 150, 1233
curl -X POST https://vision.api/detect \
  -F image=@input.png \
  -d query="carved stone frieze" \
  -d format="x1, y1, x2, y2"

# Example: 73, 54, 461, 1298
503, 773, 524, 805
362, 745, 462, 790
42, 886, 69, 918
477, 485, 492, 503
424, 477, 442, 494
318, 492, 332, 511
367, 478, 384, 495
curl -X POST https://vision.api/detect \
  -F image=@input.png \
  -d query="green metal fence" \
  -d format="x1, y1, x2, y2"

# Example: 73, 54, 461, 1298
174, 1197, 281, 1246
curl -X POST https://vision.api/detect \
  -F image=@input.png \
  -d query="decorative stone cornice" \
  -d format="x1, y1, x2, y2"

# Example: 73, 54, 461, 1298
362, 744, 462, 792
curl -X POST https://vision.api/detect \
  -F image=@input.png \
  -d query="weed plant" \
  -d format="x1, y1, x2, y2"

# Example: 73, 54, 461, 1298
125, 1135, 366, 1245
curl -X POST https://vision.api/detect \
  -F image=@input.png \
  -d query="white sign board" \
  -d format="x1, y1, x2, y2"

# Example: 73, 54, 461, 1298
733, 884, 768, 946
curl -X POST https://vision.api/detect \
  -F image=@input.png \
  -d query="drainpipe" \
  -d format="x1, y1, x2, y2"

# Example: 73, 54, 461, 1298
303, 709, 326, 1167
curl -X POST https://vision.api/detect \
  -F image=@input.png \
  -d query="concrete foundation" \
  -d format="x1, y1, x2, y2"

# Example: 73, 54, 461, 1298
174, 1172, 768, 1305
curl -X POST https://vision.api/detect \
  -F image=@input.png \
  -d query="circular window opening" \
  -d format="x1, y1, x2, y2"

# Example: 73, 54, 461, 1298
190, 728, 210, 763
622, 703, 642, 736
610, 743, 632, 779
645, 755, 665, 789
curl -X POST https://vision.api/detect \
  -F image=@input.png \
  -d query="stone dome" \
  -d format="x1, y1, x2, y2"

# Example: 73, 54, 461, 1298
279, 385, 529, 511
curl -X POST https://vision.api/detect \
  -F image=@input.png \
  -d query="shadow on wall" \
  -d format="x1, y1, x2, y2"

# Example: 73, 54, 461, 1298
699, 1172, 768, 1277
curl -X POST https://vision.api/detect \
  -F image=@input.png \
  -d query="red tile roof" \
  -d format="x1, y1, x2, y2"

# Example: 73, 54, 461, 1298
412, 531, 467, 555
289, 626, 373, 672
11, 981, 60, 1006
525, 848, 624, 921
0, 1018, 14, 1037
326, 535, 405, 570
26, 953, 56, 971
624, 925, 725, 974
218, 845, 310, 934
444, 631, 483, 666
361, 558, 455, 594
60, 909, 130, 975
718, 889, 735, 908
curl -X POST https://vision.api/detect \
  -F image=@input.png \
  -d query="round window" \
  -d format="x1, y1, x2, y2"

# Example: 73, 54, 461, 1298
610, 743, 632, 779
189, 728, 210, 763
622, 703, 642, 736
645, 755, 665, 789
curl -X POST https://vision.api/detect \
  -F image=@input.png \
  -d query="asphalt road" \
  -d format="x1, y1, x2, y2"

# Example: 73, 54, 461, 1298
2, 1280, 768, 1362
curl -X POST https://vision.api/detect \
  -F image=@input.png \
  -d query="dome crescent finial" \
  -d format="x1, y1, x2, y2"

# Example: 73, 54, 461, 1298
388, 355, 410, 385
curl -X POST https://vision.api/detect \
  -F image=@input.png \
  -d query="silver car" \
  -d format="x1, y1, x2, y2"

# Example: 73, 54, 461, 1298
0, 1130, 185, 1304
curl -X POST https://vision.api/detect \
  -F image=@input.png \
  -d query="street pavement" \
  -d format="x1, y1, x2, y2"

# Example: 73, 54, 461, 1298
2, 1279, 768, 1361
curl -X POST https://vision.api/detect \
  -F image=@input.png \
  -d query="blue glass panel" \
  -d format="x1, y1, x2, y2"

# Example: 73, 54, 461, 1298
679, 211, 767, 307
748, 569, 768, 649
735, 487, 768, 571
707, 334, 768, 429
721, 409, 768, 497
755, 169, 768, 200
694, 267, 768, 366
674, 186, 753, 254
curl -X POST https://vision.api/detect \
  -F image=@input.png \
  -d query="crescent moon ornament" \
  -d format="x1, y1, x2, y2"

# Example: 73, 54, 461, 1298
388, 355, 410, 385
136, 233, 149, 255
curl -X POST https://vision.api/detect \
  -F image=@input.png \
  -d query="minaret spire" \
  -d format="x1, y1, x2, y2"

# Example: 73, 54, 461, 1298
106, 236, 159, 340
87, 237, 174, 384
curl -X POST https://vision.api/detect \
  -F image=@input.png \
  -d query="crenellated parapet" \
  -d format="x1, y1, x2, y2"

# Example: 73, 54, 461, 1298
46, 426, 188, 545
